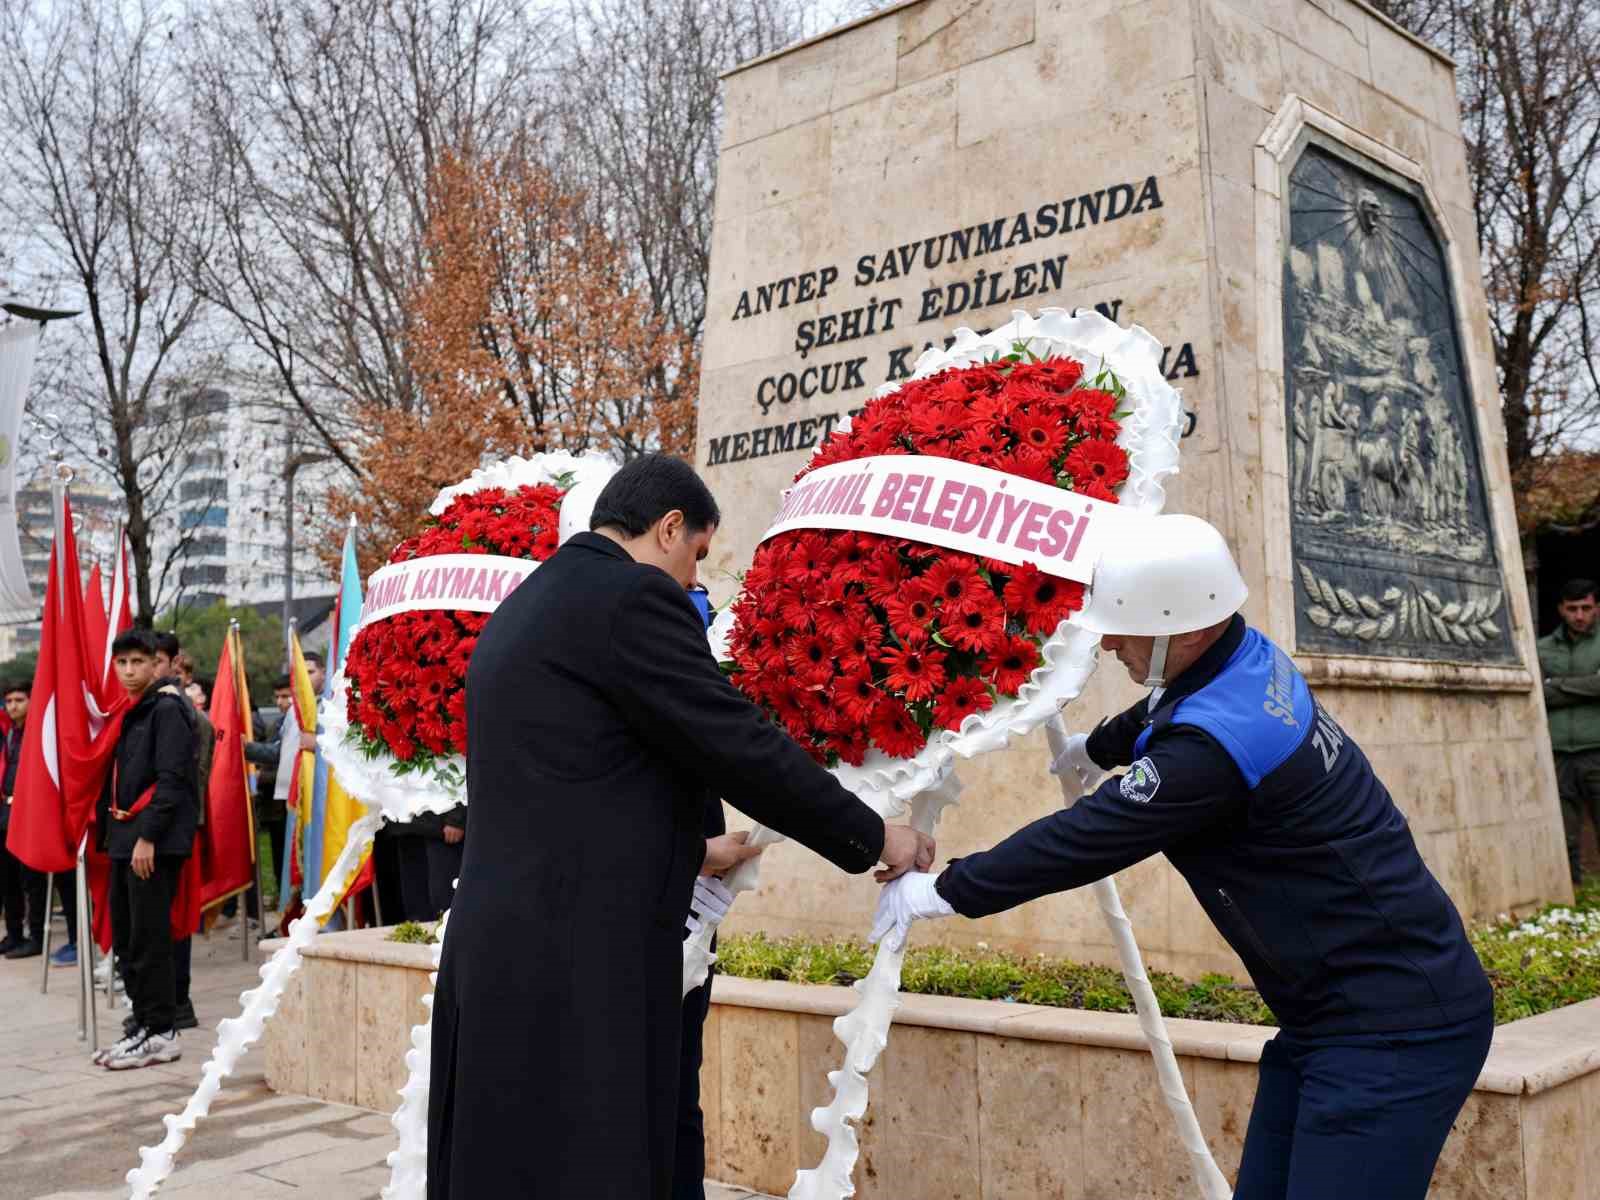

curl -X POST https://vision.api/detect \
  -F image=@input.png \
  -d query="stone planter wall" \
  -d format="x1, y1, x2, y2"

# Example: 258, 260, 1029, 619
263, 929, 1600, 1199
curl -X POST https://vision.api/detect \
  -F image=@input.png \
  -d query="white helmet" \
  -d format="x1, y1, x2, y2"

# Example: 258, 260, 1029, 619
1074, 514, 1247, 637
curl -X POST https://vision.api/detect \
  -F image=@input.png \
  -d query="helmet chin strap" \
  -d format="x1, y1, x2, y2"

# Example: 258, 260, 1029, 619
1144, 635, 1171, 707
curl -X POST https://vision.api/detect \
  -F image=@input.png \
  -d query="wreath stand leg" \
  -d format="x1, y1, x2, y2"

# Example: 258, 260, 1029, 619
123, 813, 384, 1199
1045, 716, 1232, 1200
382, 903, 451, 1199
787, 772, 964, 1200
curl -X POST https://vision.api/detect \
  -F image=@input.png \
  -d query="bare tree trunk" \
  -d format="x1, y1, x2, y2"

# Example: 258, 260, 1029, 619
1, 0, 228, 624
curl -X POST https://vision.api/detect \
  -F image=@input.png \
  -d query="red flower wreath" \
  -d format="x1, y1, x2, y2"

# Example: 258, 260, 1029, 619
725, 351, 1130, 768
342, 482, 566, 772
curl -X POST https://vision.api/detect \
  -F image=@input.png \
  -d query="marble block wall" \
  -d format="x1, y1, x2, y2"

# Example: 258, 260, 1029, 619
262, 930, 435, 1114
699, 981, 1600, 1200
696, 0, 1569, 976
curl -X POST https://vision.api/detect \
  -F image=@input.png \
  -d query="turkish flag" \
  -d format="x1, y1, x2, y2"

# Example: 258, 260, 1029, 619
198, 627, 255, 909
104, 532, 133, 693
82, 561, 108, 692
4, 492, 126, 874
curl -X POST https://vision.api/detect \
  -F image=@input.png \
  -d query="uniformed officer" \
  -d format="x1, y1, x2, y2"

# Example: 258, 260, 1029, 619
874, 515, 1493, 1200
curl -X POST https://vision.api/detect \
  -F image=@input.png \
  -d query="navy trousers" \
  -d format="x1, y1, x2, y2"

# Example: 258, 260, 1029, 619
1235, 1008, 1493, 1200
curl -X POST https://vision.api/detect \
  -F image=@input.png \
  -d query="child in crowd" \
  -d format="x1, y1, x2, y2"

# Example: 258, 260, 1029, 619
94, 629, 199, 1070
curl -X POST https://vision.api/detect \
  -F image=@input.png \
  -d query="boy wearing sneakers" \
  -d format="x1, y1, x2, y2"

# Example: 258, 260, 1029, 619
95, 629, 199, 1070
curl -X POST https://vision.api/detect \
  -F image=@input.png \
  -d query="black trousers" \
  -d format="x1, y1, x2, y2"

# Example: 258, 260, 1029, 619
424, 839, 464, 918
396, 837, 442, 923
0, 841, 46, 943
175, 935, 191, 1006
373, 826, 406, 925
110, 857, 182, 1035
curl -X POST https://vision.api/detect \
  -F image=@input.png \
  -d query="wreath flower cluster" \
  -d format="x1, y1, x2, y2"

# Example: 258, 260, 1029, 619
725, 348, 1130, 768
342, 482, 566, 772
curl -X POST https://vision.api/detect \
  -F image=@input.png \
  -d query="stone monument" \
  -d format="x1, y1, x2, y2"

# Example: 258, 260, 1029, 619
696, 0, 1569, 979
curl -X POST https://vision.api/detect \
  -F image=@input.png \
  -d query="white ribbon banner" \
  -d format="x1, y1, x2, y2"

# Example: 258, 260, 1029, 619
358, 553, 536, 629
760, 454, 1128, 582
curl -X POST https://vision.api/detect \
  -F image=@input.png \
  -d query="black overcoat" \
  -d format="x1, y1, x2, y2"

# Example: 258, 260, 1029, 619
427, 533, 885, 1199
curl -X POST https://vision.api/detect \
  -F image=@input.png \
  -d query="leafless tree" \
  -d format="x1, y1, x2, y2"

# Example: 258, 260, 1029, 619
1373, 0, 1600, 535
552, 0, 827, 455
0, 0, 231, 623
187, 0, 555, 479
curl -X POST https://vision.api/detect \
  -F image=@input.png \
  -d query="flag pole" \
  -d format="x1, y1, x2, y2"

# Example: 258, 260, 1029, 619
45, 450, 98, 1039
39, 871, 54, 993
76, 832, 98, 1051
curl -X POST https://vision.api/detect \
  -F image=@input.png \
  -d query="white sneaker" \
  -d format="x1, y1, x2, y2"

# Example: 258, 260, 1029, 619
103, 1028, 180, 1070
93, 1025, 146, 1067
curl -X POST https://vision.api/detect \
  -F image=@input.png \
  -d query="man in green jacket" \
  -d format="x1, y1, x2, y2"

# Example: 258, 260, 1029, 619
1539, 578, 1600, 884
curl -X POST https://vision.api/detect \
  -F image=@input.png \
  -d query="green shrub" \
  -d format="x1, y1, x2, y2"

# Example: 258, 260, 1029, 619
715, 879, 1600, 1027
387, 920, 439, 945
1470, 878, 1600, 1024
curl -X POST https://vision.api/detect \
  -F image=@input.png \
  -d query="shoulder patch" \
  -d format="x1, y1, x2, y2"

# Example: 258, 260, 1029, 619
1120, 757, 1161, 803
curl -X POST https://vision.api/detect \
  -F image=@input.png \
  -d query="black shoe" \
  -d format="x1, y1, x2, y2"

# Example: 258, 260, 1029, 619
4, 939, 42, 959
173, 1000, 198, 1031
0, 935, 18, 955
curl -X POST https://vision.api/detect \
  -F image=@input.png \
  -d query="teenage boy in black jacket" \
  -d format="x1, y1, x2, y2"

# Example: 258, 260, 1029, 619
94, 629, 199, 1070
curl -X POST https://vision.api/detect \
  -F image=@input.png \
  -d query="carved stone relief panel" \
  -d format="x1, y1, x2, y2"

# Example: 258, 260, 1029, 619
1283, 141, 1516, 664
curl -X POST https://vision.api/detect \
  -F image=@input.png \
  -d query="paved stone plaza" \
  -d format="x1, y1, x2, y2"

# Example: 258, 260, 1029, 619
0, 914, 773, 1199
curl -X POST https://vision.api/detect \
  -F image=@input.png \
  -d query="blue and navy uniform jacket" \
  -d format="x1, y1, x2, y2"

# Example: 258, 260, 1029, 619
936, 616, 1491, 1038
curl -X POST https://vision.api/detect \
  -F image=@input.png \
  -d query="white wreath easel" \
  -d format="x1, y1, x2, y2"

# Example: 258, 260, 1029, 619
683, 308, 1230, 1200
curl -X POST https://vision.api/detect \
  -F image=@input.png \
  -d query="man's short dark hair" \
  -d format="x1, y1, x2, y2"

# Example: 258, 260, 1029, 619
303, 651, 325, 669
1560, 578, 1598, 604
3, 681, 30, 698
589, 453, 720, 539
113, 629, 160, 657
274, 675, 292, 690
153, 630, 180, 657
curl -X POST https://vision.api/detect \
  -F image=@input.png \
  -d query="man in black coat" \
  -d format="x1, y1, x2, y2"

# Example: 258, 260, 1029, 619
428, 455, 932, 1200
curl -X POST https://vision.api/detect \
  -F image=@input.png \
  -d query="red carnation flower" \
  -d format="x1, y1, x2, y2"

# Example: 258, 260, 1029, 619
835, 615, 884, 671
983, 635, 1043, 693
828, 727, 871, 768
836, 669, 880, 724
882, 583, 937, 640
941, 603, 1005, 654
934, 677, 995, 730
878, 642, 947, 702
1078, 477, 1119, 503
785, 632, 837, 687
1064, 437, 1130, 489
868, 701, 927, 758
1012, 413, 1069, 460
1002, 564, 1088, 636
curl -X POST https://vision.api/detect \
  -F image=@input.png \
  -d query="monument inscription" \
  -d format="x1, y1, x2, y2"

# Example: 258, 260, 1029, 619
703, 173, 1202, 468
1283, 141, 1516, 665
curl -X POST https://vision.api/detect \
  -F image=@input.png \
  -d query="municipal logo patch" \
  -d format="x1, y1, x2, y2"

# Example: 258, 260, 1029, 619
1120, 757, 1161, 803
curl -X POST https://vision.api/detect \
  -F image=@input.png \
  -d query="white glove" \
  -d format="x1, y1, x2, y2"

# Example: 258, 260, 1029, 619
870, 872, 955, 952
689, 875, 735, 930
1050, 731, 1104, 797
